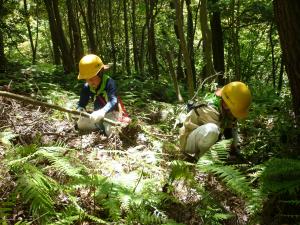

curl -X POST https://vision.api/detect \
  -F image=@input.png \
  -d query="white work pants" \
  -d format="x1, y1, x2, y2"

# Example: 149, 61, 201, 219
77, 111, 120, 136
185, 123, 220, 157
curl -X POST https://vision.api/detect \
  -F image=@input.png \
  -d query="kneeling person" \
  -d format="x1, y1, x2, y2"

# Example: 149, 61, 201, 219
76, 54, 130, 135
179, 81, 252, 159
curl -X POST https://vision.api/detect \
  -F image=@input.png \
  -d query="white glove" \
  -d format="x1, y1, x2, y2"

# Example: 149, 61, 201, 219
90, 109, 106, 123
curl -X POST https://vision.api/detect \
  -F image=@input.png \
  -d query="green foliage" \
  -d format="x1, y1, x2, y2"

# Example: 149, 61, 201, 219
261, 158, 300, 195
197, 140, 262, 214
15, 163, 58, 223
168, 160, 194, 183
0, 131, 18, 146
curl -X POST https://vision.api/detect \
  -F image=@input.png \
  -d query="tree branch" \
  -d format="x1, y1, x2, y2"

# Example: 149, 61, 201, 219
0, 91, 120, 126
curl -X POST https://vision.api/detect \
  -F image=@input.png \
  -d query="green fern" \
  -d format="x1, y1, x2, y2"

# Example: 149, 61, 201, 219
37, 147, 86, 179
208, 139, 232, 162
48, 215, 79, 225
197, 140, 262, 214
261, 158, 300, 194
0, 131, 18, 146
14, 163, 58, 223
126, 205, 165, 225
168, 160, 194, 183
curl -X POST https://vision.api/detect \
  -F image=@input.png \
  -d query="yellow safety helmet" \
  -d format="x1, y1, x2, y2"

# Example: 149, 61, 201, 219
78, 54, 104, 80
221, 81, 252, 119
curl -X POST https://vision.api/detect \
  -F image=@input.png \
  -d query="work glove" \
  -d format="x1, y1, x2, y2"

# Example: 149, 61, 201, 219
90, 109, 106, 123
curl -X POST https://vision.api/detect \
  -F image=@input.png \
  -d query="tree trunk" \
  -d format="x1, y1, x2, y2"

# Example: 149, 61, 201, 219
273, 0, 300, 130
0, 0, 6, 73
277, 55, 284, 95
123, 0, 131, 75
23, 0, 38, 64
145, 0, 159, 78
170, 0, 184, 82
199, 0, 215, 79
43, 0, 60, 65
185, 0, 196, 87
87, 0, 97, 53
165, 50, 184, 102
78, 0, 96, 53
66, 0, 83, 65
139, 23, 147, 77
131, 0, 139, 74
44, 0, 75, 73
108, 0, 116, 75
210, 0, 225, 85
174, 0, 194, 98
229, 0, 241, 80
269, 22, 277, 89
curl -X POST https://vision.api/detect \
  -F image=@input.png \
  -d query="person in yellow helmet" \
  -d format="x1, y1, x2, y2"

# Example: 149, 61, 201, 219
76, 54, 130, 135
179, 81, 252, 161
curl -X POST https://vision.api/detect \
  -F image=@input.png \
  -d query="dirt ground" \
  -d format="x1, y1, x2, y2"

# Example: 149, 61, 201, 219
0, 97, 249, 225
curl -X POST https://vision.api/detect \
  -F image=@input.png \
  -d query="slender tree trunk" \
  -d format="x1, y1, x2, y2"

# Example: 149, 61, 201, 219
277, 55, 284, 95
78, 0, 95, 53
0, 0, 6, 73
131, 0, 139, 74
145, 0, 159, 78
0, 30, 6, 73
186, 0, 196, 87
123, 0, 131, 75
274, 0, 300, 131
165, 50, 184, 102
33, 0, 40, 63
200, 0, 215, 79
108, 0, 116, 75
210, 0, 225, 85
44, 0, 75, 72
139, 24, 147, 77
66, 0, 83, 65
269, 22, 276, 89
52, 0, 75, 73
229, 0, 241, 80
23, 0, 38, 64
87, 0, 97, 53
170, 0, 184, 81
43, 0, 60, 65
175, 0, 194, 97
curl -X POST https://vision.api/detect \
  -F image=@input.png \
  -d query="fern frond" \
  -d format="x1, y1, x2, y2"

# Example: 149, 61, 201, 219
279, 200, 300, 206
197, 161, 261, 213
0, 201, 15, 220
83, 213, 108, 224
126, 207, 165, 225
48, 215, 79, 225
14, 221, 32, 225
102, 197, 122, 221
261, 158, 300, 195
0, 131, 18, 146
38, 147, 86, 179
198, 163, 253, 198
208, 139, 232, 162
168, 160, 194, 183
15, 163, 57, 223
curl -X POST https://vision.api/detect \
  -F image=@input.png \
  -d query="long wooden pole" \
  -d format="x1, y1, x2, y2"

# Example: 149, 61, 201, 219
0, 91, 120, 126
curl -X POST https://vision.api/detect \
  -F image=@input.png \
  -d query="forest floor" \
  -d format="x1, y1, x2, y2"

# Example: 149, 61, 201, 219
0, 92, 249, 224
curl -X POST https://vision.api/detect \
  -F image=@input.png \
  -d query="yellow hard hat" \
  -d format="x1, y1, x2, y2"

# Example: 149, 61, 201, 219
221, 81, 252, 119
78, 54, 104, 80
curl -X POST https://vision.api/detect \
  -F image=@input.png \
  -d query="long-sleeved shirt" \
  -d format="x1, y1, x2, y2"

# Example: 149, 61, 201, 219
78, 76, 118, 113
179, 93, 237, 151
